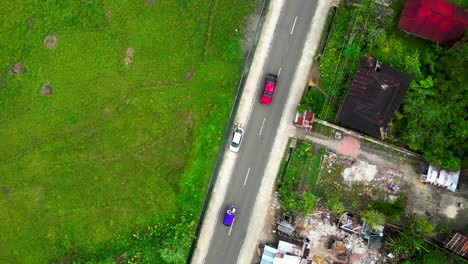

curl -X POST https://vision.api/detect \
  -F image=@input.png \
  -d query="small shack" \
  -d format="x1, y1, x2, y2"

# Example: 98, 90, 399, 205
294, 109, 314, 132
260, 239, 304, 264
277, 221, 295, 236
337, 56, 412, 140
420, 165, 460, 192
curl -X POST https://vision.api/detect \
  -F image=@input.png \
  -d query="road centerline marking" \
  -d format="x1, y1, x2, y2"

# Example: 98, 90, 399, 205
243, 168, 251, 186
278, 66, 282, 77
290, 16, 298, 35
228, 221, 234, 236
258, 117, 266, 136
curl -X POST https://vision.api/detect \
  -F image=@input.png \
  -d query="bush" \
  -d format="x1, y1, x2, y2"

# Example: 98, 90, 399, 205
361, 209, 385, 228
301, 191, 318, 215
372, 198, 405, 222
388, 215, 435, 257
326, 197, 345, 214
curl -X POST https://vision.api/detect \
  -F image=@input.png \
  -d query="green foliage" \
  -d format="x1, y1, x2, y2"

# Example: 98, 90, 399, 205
397, 42, 468, 169
59, 213, 195, 263
280, 192, 302, 215
343, 43, 361, 59
436, 219, 449, 236
301, 191, 318, 215
326, 197, 345, 214
412, 248, 447, 264
159, 218, 195, 263
407, 247, 468, 264
446, 0, 468, 8
389, 229, 428, 256
371, 198, 405, 222
388, 215, 435, 257
361, 209, 385, 228
280, 191, 318, 215
298, 88, 328, 119
408, 215, 435, 239
297, 141, 312, 158
278, 142, 325, 215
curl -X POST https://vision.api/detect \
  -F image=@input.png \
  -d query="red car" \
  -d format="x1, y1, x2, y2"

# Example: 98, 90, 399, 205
260, 73, 278, 105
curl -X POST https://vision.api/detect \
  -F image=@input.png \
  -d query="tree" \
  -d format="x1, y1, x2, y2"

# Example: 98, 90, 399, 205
397, 42, 468, 170
372, 198, 405, 222
408, 215, 434, 239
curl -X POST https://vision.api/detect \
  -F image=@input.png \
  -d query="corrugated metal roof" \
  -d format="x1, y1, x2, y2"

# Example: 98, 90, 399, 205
421, 165, 460, 192
446, 233, 468, 258
337, 56, 412, 139
398, 0, 468, 46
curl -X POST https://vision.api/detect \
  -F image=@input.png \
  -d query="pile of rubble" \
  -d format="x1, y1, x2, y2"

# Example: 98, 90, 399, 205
341, 160, 378, 183
299, 214, 346, 247
343, 234, 367, 254
294, 213, 380, 264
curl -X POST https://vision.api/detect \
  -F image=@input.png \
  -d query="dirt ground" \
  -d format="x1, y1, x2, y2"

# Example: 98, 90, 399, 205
263, 132, 467, 263
298, 128, 467, 232
358, 140, 468, 233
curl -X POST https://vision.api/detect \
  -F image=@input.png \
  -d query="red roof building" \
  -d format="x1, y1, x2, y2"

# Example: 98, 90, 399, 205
294, 109, 314, 132
398, 0, 468, 46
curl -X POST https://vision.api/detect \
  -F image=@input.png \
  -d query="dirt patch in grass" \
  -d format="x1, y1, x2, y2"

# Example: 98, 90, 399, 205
40, 83, 53, 96
44, 35, 59, 48
144, 0, 156, 7
308, 61, 321, 88
28, 17, 36, 27
105, 10, 112, 21
114, 253, 128, 263
8, 63, 26, 76
184, 110, 194, 127
124, 48, 134, 68
182, 71, 194, 81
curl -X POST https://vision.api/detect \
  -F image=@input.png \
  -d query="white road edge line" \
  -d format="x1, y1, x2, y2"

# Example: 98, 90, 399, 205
258, 117, 266, 135
243, 168, 251, 186
278, 67, 282, 77
290, 16, 298, 35
228, 221, 234, 236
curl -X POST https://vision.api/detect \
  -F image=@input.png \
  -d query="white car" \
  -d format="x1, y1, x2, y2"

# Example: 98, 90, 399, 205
229, 126, 244, 152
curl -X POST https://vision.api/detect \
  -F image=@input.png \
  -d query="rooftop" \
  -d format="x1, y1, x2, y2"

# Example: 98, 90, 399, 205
337, 56, 412, 139
398, 0, 468, 46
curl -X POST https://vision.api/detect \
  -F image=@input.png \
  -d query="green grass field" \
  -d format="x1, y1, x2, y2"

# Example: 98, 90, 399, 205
0, 0, 253, 262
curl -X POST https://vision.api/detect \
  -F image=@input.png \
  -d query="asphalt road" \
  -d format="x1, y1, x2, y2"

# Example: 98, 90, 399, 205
204, 1, 318, 263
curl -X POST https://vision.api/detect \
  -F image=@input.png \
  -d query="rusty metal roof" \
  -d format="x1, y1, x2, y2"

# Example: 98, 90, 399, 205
446, 233, 468, 258
337, 56, 412, 139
